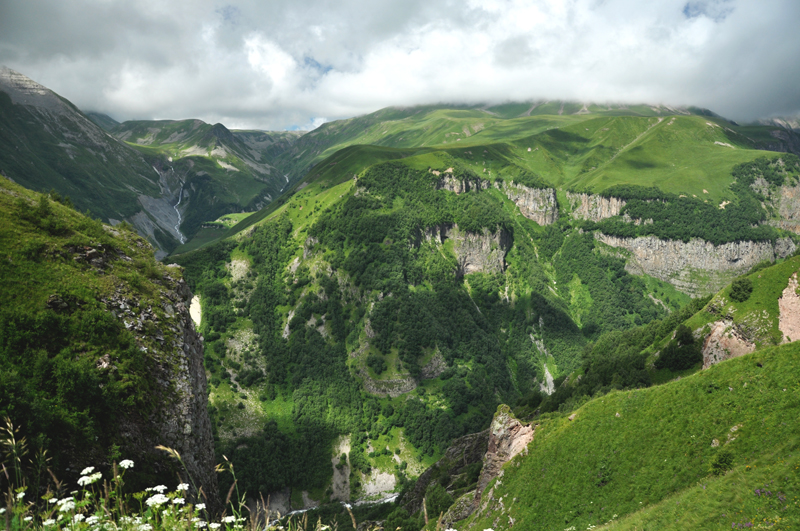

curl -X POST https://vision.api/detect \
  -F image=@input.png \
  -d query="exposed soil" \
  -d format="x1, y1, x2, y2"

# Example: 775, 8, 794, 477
779, 273, 800, 342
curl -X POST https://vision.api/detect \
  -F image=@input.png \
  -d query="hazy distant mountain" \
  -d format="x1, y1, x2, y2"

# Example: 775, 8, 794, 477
0, 66, 295, 257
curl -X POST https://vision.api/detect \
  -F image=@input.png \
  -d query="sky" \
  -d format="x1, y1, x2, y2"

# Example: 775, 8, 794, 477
1, 0, 799, 130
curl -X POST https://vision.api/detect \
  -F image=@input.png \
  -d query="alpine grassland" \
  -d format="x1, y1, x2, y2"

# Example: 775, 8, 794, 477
463, 340, 800, 531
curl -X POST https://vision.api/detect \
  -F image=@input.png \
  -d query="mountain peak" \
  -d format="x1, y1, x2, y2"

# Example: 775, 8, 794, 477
0, 65, 69, 113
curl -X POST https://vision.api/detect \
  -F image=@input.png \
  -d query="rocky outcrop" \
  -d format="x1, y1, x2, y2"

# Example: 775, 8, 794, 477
501, 182, 558, 225
420, 351, 448, 379
415, 224, 512, 276
701, 320, 756, 369
435, 174, 491, 194
473, 406, 534, 509
594, 234, 797, 296
402, 430, 490, 515
779, 273, 800, 343
439, 406, 533, 526
566, 192, 626, 221
102, 269, 220, 511
765, 181, 800, 234
360, 368, 417, 397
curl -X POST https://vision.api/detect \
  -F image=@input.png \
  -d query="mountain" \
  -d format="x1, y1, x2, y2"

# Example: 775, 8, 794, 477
171, 103, 800, 514
434, 255, 800, 531
108, 119, 300, 239
0, 176, 219, 509
0, 67, 295, 258
85, 111, 120, 131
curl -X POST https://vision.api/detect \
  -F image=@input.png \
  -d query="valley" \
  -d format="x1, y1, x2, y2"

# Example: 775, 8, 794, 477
2, 67, 800, 530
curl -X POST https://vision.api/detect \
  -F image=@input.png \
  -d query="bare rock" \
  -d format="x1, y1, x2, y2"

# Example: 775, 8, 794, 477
701, 320, 756, 369
501, 182, 558, 225
566, 192, 626, 221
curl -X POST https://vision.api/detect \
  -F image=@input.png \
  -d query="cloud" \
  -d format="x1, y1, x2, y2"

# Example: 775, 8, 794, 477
1, 0, 799, 129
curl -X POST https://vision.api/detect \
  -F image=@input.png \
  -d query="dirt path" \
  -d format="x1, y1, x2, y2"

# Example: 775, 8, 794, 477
602, 117, 664, 167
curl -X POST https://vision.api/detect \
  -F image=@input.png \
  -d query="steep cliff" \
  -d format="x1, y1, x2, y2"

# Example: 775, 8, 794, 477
106, 271, 220, 510
401, 429, 490, 515
595, 233, 797, 296
0, 178, 218, 508
565, 192, 627, 221
501, 182, 558, 225
418, 223, 512, 275
765, 180, 800, 234
434, 172, 491, 194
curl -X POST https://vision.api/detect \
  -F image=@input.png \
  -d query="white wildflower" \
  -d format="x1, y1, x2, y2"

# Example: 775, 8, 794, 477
173, 497, 185, 505
74, 514, 86, 522
119, 459, 134, 469
48, 497, 57, 504
196, 503, 206, 510
86, 515, 100, 524
59, 500, 76, 512
209, 524, 221, 530
152, 485, 168, 493
24, 516, 33, 522
43, 519, 56, 526
222, 515, 236, 523
145, 493, 170, 507
16, 492, 25, 499
78, 472, 102, 486
138, 525, 153, 531
80, 466, 95, 475
0, 508, 5, 514
177, 483, 189, 491
196, 521, 207, 528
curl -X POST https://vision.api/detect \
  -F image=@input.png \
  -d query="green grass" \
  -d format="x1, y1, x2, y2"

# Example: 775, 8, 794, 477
462, 340, 800, 531
685, 256, 800, 347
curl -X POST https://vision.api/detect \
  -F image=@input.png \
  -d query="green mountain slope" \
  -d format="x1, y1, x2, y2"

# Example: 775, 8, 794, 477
455, 255, 800, 530
0, 176, 219, 504
109, 119, 302, 240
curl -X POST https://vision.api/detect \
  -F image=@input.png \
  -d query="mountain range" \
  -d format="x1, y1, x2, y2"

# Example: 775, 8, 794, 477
1, 66, 800, 530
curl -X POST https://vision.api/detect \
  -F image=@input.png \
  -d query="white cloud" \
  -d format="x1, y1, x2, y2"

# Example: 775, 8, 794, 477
1, 0, 799, 129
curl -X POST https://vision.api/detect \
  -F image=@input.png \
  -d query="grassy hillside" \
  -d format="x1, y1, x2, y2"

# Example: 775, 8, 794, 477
0, 175, 207, 493
462, 339, 800, 531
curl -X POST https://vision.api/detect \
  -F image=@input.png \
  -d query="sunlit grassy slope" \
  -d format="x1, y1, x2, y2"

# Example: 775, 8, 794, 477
462, 338, 800, 531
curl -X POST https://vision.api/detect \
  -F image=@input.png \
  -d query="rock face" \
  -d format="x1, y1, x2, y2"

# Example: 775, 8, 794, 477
779, 273, 800, 343
594, 233, 797, 296
766, 181, 800, 234
402, 430, 490, 515
701, 320, 756, 369
416, 223, 512, 276
565, 192, 626, 221
501, 182, 558, 225
435, 174, 491, 194
440, 405, 534, 526
106, 272, 220, 511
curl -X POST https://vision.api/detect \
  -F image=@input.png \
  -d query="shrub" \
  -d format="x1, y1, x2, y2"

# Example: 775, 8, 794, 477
367, 354, 387, 375
710, 448, 735, 475
730, 277, 753, 303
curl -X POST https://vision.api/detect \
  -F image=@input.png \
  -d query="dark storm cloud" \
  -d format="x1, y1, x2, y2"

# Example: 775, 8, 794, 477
1, 0, 798, 129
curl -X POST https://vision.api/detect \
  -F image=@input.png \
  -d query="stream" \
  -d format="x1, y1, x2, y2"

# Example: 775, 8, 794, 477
173, 178, 186, 244
270, 495, 399, 526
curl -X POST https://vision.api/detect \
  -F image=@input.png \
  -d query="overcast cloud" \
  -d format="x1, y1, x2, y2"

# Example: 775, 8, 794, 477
1, 0, 799, 130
